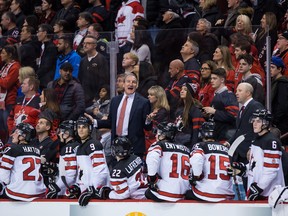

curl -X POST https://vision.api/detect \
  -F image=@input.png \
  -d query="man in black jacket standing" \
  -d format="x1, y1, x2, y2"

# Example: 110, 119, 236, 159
36, 24, 57, 90
47, 62, 85, 121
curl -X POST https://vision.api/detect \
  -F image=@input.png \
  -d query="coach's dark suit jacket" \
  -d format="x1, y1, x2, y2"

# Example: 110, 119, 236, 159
229, 99, 264, 162
97, 93, 152, 155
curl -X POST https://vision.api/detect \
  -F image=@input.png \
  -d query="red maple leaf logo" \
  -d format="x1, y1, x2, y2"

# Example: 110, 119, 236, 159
117, 14, 126, 24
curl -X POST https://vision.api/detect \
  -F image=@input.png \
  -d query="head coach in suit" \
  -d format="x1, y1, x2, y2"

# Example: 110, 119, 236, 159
86, 72, 152, 158
227, 82, 264, 163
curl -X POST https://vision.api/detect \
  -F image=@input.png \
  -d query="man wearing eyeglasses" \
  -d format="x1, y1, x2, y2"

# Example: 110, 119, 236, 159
78, 35, 109, 107
274, 31, 288, 77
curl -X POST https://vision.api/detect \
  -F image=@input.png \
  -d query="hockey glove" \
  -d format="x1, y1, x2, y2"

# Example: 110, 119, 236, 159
188, 173, 204, 186
78, 186, 96, 206
229, 162, 246, 177
147, 175, 159, 192
94, 186, 112, 200
66, 184, 81, 199
46, 183, 61, 199
247, 182, 263, 201
42, 162, 59, 177
0, 139, 4, 152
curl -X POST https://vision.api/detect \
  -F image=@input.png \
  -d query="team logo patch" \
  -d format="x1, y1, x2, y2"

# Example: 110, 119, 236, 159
126, 212, 146, 216
67, 161, 71, 167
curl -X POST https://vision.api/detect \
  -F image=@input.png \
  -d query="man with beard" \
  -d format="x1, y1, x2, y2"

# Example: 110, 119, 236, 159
54, 35, 81, 80
47, 62, 85, 121
35, 115, 58, 186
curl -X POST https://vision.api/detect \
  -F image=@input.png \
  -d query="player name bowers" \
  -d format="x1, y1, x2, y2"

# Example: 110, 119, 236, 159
207, 144, 228, 152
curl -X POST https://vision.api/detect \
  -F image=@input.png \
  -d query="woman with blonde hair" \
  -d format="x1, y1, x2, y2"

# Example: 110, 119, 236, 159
235, 14, 252, 36
213, 45, 235, 91
219, 14, 253, 45
198, 0, 221, 28
145, 85, 170, 150
18, 66, 36, 83
17, 66, 37, 96
122, 52, 139, 74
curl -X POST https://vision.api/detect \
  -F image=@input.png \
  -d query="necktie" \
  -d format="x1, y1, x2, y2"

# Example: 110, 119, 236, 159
117, 96, 128, 135
240, 106, 245, 118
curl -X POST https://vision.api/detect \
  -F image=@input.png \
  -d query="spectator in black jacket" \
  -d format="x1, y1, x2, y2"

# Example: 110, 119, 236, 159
203, 68, 238, 142
10, 0, 26, 29
237, 54, 265, 105
47, 62, 85, 121
154, 7, 186, 87
270, 56, 288, 146
78, 35, 109, 107
19, 25, 41, 71
0, 11, 20, 47
36, 24, 58, 90
198, 0, 221, 28
51, 0, 80, 32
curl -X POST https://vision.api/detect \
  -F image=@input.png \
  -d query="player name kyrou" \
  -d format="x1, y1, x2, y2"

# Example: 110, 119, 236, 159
125, 157, 142, 174
22, 146, 40, 154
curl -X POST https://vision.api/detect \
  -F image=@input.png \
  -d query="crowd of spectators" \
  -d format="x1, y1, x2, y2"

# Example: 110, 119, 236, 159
0, 0, 288, 203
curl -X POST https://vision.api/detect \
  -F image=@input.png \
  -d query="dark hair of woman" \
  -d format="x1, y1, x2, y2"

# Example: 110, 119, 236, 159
98, 84, 110, 102
2, 45, 19, 61
132, 25, 153, 51
182, 89, 202, 127
41, 88, 60, 115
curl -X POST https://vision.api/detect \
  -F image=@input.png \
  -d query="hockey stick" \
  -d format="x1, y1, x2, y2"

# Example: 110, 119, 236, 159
228, 135, 245, 158
280, 132, 288, 140
228, 135, 245, 200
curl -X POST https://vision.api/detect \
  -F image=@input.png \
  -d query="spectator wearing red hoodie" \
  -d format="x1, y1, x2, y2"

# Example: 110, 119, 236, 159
0, 45, 21, 143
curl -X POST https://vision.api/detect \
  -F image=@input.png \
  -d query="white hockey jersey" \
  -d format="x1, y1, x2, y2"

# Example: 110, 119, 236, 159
76, 138, 109, 192
115, 0, 144, 46
0, 143, 46, 201
248, 132, 285, 197
56, 140, 79, 195
109, 154, 147, 199
146, 141, 191, 202
190, 141, 234, 202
